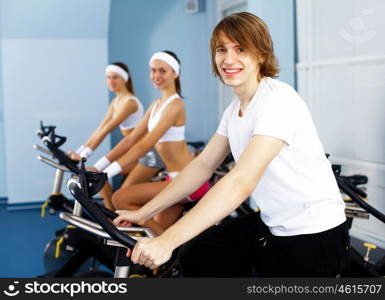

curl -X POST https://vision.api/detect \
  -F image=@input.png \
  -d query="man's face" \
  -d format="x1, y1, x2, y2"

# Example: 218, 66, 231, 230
214, 32, 261, 89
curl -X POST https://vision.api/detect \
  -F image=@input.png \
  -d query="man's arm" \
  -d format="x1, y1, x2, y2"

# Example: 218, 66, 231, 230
128, 134, 286, 268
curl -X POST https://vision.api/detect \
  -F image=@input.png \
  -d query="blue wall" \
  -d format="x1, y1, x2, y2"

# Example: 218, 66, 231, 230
0, 0, 296, 203
0, 0, 111, 204
1, 0, 109, 38
109, 0, 218, 144
248, 0, 296, 87
0, 28, 6, 198
108, 0, 295, 145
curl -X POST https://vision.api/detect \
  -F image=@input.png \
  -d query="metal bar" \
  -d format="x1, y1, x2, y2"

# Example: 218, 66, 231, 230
32, 144, 52, 156
37, 155, 69, 172
114, 266, 130, 278
72, 201, 83, 217
60, 212, 113, 240
60, 212, 151, 241
68, 213, 151, 234
52, 169, 64, 193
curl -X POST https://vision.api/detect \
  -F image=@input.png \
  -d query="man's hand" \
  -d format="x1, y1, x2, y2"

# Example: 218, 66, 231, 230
129, 236, 175, 270
113, 209, 147, 227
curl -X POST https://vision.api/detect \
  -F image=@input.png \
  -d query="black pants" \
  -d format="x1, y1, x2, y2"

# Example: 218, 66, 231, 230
178, 212, 350, 277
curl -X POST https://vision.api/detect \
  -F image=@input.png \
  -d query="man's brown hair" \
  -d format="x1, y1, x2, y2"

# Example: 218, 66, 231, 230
210, 12, 279, 80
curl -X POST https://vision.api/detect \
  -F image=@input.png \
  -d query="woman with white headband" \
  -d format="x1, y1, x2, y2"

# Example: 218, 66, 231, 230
68, 62, 165, 192
68, 62, 142, 159
93, 51, 210, 234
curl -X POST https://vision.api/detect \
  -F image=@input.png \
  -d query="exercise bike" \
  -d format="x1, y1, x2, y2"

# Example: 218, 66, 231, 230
35, 122, 119, 277
332, 164, 385, 277
36, 122, 186, 277
47, 140, 174, 278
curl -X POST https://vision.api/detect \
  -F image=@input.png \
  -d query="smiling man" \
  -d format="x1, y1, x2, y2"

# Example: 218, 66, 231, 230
113, 12, 348, 278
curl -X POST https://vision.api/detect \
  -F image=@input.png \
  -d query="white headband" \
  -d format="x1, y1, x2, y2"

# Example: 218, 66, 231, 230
105, 65, 129, 82
149, 52, 180, 76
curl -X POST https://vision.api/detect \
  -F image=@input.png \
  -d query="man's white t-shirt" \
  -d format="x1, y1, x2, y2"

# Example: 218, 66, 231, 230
217, 77, 346, 236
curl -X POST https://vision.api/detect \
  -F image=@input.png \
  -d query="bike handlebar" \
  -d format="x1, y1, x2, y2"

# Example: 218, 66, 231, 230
335, 173, 385, 224
67, 179, 137, 249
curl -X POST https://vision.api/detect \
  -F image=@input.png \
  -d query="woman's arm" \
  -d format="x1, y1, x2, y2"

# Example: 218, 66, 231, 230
107, 99, 184, 173
85, 98, 138, 150
68, 101, 115, 160
104, 105, 152, 163
95, 100, 116, 130
127, 134, 286, 269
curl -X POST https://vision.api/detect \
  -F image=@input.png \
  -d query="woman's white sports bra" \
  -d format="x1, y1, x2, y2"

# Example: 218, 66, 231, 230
147, 93, 185, 142
113, 96, 144, 130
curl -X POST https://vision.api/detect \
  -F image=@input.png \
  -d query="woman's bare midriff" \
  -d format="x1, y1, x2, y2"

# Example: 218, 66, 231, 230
155, 141, 193, 171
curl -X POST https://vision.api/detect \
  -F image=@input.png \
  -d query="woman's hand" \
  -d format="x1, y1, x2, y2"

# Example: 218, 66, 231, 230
66, 150, 81, 161
86, 166, 99, 172
129, 236, 174, 270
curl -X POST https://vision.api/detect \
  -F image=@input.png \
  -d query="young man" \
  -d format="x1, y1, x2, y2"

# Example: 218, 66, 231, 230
113, 12, 349, 277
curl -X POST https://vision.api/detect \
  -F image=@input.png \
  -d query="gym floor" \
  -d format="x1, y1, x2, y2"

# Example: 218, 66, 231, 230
1, 201, 384, 278
0, 202, 66, 277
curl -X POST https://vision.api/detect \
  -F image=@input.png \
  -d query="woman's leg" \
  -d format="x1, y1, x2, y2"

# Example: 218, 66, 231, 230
121, 164, 160, 188
120, 161, 138, 176
99, 182, 114, 210
94, 161, 136, 210
112, 181, 180, 235
121, 148, 165, 188
112, 181, 169, 209
97, 162, 154, 210
153, 205, 184, 230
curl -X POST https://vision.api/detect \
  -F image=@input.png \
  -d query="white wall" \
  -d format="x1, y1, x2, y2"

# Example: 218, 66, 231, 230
0, 0, 111, 204
2, 39, 110, 204
296, 0, 385, 248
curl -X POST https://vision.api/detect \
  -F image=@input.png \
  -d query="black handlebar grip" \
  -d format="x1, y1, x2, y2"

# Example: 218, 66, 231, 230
67, 180, 137, 249
336, 176, 385, 224
347, 174, 368, 186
